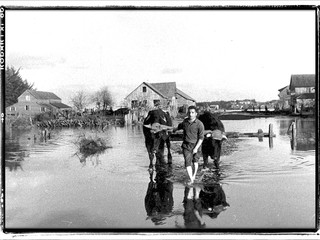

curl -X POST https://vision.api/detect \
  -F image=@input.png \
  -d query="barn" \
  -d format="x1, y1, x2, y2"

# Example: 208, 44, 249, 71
124, 82, 196, 116
289, 74, 315, 113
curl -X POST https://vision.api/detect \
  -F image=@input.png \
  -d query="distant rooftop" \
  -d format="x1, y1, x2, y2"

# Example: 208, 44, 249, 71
50, 102, 72, 109
149, 82, 177, 99
28, 90, 61, 100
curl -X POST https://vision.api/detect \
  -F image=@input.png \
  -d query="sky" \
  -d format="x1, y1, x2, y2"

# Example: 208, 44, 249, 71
5, 9, 316, 106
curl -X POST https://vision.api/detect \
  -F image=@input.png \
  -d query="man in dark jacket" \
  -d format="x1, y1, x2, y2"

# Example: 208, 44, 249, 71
143, 103, 173, 170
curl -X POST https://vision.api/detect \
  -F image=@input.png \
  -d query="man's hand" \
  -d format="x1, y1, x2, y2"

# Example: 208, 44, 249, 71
192, 147, 198, 154
193, 139, 203, 154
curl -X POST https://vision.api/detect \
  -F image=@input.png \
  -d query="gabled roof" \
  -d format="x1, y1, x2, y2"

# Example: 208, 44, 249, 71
149, 82, 176, 99
143, 82, 168, 98
125, 81, 196, 102
289, 74, 315, 91
278, 86, 289, 92
125, 82, 168, 99
176, 88, 196, 101
27, 90, 61, 100
147, 82, 196, 101
50, 102, 72, 109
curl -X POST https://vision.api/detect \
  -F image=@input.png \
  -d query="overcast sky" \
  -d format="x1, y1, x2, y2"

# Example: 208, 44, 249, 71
6, 9, 316, 106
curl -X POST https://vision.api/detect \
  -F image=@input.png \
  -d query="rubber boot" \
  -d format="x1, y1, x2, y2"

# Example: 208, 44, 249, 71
203, 155, 209, 170
167, 153, 172, 165
214, 157, 219, 169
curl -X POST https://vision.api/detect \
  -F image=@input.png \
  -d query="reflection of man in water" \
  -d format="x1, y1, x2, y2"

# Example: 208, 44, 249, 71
199, 183, 229, 219
144, 166, 174, 225
183, 186, 205, 228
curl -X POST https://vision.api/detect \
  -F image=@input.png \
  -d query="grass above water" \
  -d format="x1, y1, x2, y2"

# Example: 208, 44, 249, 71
74, 134, 112, 157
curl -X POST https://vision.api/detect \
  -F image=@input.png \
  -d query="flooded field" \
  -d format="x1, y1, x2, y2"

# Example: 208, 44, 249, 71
4, 116, 316, 231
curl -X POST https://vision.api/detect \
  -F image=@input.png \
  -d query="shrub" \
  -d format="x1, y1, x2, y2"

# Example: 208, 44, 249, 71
75, 135, 110, 156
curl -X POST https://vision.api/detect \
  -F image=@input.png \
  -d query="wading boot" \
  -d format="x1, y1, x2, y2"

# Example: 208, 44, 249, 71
167, 153, 172, 165
202, 156, 209, 171
214, 158, 219, 169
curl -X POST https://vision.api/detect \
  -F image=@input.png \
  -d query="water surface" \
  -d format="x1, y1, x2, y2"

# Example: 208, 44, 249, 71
4, 116, 316, 230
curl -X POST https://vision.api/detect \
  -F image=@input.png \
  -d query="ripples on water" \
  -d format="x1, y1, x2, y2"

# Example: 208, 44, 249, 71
200, 118, 316, 192
4, 117, 316, 229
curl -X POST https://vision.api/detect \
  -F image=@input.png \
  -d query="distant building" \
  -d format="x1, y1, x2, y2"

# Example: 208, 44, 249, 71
232, 99, 256, 110
278, 85, 290, 110
124, 82, 196, 116
289, 74, 315, 112
230, 101, 241, 110
237, 99, 254, 105
6, 90, 72, 117
209, 104, 219, 110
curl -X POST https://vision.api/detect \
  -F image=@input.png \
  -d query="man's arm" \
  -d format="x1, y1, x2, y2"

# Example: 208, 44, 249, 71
144, 110, 154, 125
173, 122, 183, 132
192, 121, 204, 154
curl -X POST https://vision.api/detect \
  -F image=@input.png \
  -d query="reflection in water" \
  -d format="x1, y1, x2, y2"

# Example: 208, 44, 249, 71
5, 153, 25, 171
38, 127, 51, 142
74, 152, 103, 167
279, 119, 296, 136
5, 141, 28, 172
285, 118, 316, 151
183, 171, 229, 228
290, 138, 315, 151
73, 134, 112, 167
183, 186, 205, 229
5, 127, 58, 172
144, 165, 174, 225
199, 184, 229, 219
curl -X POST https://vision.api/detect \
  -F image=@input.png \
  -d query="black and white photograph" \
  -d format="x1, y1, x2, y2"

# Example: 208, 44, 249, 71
0, 1, 318, 237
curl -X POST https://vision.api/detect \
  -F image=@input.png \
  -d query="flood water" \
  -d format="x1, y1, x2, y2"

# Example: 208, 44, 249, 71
4, 116, 316, 231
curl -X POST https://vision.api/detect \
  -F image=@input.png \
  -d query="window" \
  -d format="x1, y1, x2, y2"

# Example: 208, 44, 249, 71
40, 107, 46, 112
25, 105, 30, 111
153, 100, 160, 106
131, 100, 138, 108
26, 95, 30, 101
142, 86, 147, 92
143, 100, 147, 106
10, 106, 16, 111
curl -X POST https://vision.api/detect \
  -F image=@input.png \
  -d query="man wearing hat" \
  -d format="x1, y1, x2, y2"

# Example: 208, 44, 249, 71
143, 101, 173, 170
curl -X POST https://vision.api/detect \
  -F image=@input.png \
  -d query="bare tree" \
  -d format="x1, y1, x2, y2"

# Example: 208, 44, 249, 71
91, 86, 113, 110
70, 90, 89, 111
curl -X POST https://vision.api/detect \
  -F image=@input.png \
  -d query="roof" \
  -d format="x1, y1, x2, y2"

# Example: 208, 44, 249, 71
50, 102, 72, 109
176, 88, 196, 101
125, 82, 168, 99
125, 81, 196, 102
143, 82, 168, 98
289, 74, 315, 90
296, 93, 315, 100
149, 82, 177, 99
38, 103, 53, 109
27, 90, 61, 100
278, 86, 288, 92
